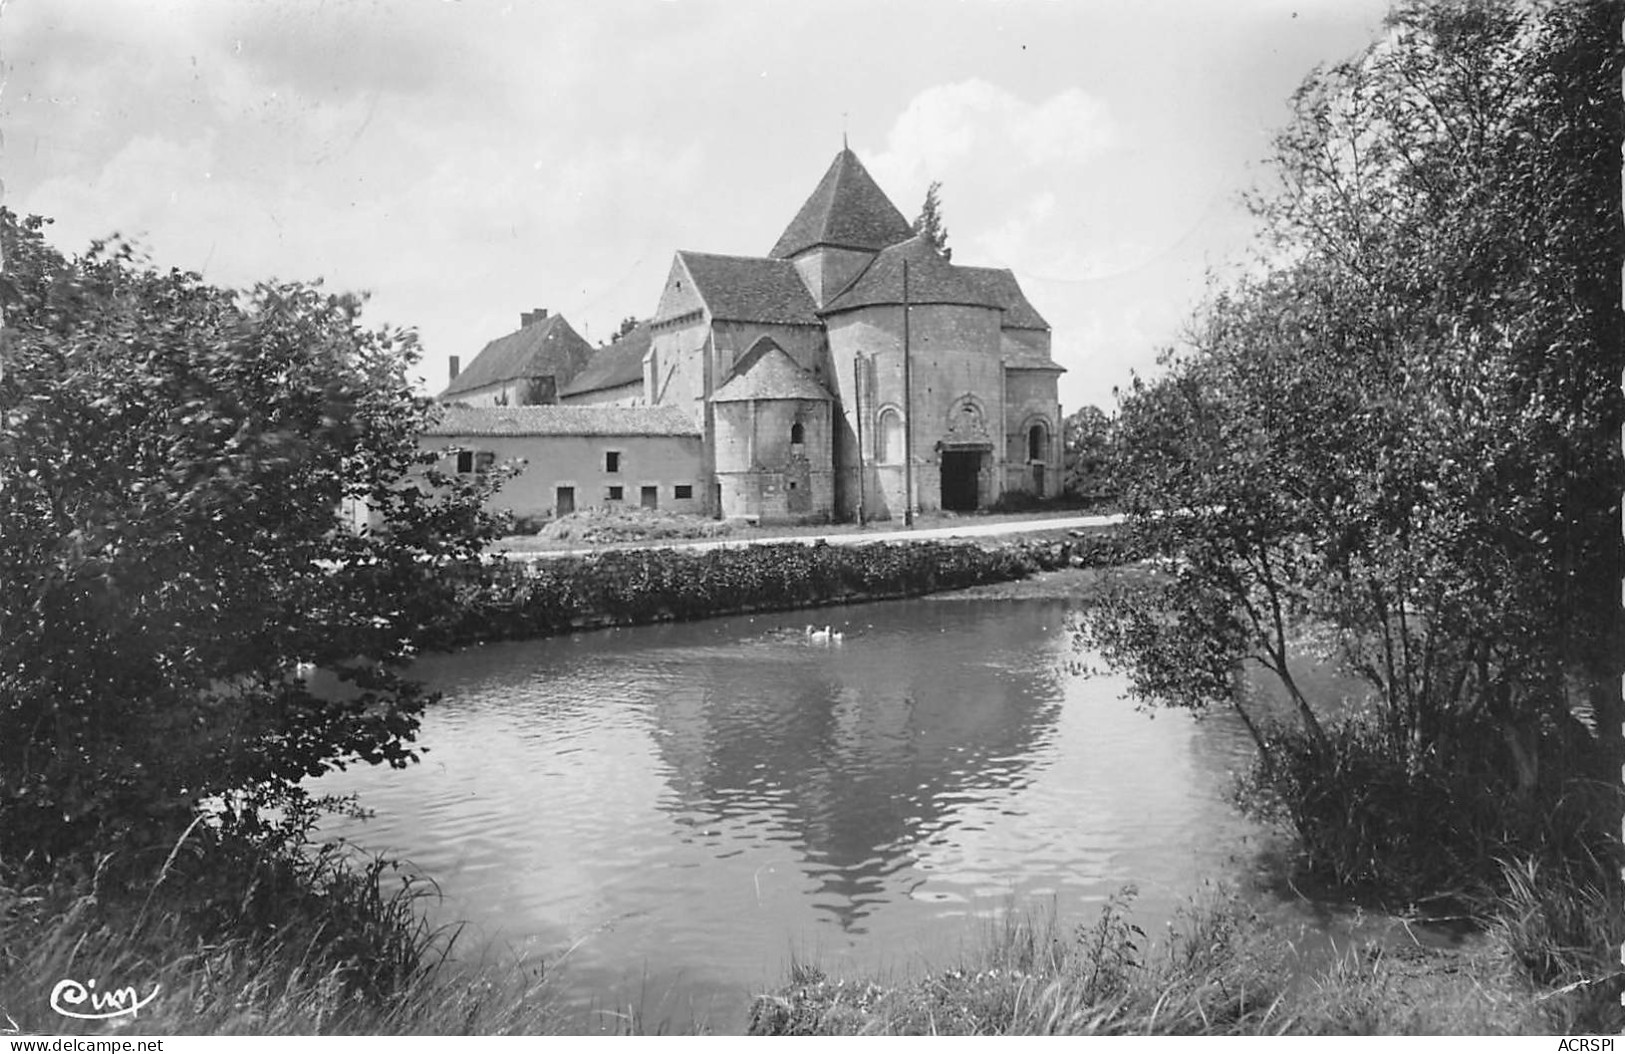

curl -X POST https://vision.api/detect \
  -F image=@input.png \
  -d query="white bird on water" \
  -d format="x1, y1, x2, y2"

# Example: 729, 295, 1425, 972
807, 625, 832, 642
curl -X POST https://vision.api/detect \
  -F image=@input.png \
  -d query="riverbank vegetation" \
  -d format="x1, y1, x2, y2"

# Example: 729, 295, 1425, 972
0, 211, 526, 1033
438, 535, 1118, 646
1078, 0, 1623, 1031
749, 886, 1584, 1036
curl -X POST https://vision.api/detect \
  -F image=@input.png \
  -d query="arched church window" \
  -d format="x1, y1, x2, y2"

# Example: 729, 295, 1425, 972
877, 408, 904, 464
791, 421, 805, 446
1028, 422, 1048, 462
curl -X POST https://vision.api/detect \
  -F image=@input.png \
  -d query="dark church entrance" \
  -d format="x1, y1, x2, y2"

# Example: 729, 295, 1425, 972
940, 450, 982, 511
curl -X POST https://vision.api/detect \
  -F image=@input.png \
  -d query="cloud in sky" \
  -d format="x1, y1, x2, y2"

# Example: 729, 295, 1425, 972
4, 0, 1392, 410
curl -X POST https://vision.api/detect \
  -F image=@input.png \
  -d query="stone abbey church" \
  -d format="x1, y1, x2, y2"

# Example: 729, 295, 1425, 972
435, 148, 1065, 524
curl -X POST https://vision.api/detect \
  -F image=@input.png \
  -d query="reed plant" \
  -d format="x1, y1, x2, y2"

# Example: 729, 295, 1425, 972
749, 888, 1299, 1036
0, 824, 560, 1036
747, 884, 1591, 1036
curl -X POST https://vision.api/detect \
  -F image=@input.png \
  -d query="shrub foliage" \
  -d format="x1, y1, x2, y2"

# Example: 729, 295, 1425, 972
0, 213, 511, 875
1079, 0, 1622, 893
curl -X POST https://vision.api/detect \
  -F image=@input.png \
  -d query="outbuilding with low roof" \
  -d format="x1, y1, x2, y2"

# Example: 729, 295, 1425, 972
423, 404, 703, 525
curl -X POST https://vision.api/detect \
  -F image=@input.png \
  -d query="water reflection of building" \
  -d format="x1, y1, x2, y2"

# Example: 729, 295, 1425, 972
647, 601, 1068, 931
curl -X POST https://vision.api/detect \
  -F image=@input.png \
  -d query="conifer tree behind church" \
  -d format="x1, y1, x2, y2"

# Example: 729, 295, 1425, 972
914, 181, 951, 261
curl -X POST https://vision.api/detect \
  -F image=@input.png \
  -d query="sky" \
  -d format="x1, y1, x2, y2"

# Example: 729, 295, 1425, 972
3, 0, 1394, 413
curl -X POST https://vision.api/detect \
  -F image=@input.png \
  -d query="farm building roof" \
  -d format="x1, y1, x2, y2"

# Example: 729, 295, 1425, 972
559, 321, 651, 397
424, 404, 700, 438
439, 313, 593, 399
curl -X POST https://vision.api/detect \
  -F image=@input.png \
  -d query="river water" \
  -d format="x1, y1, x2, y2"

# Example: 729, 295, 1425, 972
315, 593, 1278, 1032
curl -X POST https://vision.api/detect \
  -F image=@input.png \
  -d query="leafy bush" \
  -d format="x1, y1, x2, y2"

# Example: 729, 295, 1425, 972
440, 536, 1127, 647
0, 212, 510, 877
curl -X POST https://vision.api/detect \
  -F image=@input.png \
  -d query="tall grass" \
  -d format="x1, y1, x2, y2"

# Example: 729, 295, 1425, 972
748, 886, 1582, 1036
0, 833, 561, 1036
750, 888, 1299, 1036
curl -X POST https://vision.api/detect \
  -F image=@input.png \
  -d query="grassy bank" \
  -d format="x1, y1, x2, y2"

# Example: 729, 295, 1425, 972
748, 880, 1615, 1036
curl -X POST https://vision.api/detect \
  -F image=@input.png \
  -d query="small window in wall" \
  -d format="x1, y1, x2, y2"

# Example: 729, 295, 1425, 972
641, 486, 658, 509
605, 451, 621, 473
1028, 423, 1048, 462
877, 408, 904, 464
674, 484, 694, 500
455, 450, 495, 474
790, 421, 805, 446
606, 485, 624, 501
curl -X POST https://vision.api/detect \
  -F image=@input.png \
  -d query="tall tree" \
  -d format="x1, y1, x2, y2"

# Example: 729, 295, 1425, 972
1062, 404, 1114, 500
1083, 0, 1622, 815
913, 181, 951, 261
0, 213, 514, 868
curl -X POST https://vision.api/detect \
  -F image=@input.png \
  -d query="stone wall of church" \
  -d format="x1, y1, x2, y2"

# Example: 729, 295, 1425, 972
647, 316, 710, 423
649, 256, 713, 424
713, 398, 834, 522
1003, 367, 1063, 498
826, 304, 1006, 517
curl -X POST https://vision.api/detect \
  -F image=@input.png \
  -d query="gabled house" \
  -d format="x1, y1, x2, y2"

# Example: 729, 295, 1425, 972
439, 308, 593, 407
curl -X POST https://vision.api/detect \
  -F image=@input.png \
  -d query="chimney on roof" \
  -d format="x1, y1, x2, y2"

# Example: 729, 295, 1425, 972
448, 355, 460, 381
520, 307, 549, 328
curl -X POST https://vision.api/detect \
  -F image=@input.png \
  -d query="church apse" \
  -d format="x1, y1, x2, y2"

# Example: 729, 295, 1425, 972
711, 338, 835, 522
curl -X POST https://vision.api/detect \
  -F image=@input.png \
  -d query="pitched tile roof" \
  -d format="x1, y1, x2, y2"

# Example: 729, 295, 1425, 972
821, 236, 1005, 315
1002, 348, 1066, 371
559, 321, 651, 397
677, 251, 821, 325
423, 404, 700, 438
439, 313, 594, 399
769, 149, 915, 259
713, 344, 833, 403
957, 266, 1050, 331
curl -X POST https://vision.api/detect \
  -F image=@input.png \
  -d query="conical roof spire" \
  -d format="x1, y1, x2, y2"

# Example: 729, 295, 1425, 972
769, 148, 914, 260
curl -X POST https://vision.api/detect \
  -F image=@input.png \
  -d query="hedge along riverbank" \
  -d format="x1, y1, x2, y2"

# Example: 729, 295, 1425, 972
438, 532, 1134, 647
